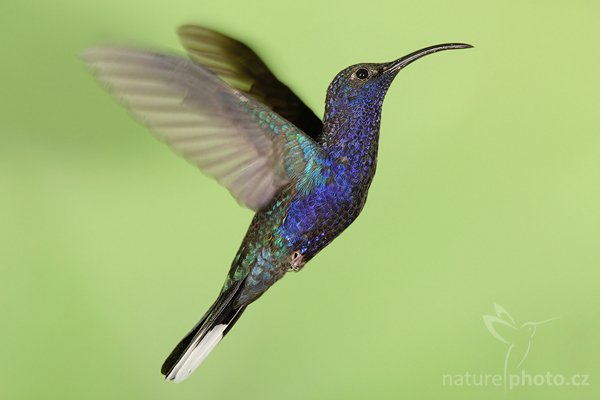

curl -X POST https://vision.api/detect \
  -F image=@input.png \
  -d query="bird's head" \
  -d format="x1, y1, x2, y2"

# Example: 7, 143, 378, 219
325, 43, 472, 118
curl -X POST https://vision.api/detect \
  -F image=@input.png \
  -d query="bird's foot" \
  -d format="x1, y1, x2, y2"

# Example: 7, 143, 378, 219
288, 250, 305, 272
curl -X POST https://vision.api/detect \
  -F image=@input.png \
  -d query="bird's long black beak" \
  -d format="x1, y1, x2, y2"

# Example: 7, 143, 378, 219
384, 43, 473, 74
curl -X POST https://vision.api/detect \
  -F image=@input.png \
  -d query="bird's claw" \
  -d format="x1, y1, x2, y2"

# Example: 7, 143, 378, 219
288, 250, 305, 272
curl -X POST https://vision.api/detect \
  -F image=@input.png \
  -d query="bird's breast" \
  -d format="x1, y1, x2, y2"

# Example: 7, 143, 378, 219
279, 167, 373, 260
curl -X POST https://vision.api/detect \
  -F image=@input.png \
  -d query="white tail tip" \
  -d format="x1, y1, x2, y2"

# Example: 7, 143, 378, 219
165, 324, 228, 383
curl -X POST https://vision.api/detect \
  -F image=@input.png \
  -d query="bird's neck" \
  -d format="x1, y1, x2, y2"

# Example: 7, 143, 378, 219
321, 106, 382, 181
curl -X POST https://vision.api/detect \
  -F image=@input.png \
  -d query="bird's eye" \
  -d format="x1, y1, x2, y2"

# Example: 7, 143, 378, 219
355, 68, 369, 80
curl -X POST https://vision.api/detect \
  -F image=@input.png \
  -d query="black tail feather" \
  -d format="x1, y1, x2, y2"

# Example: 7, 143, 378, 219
160, 282, 246, 379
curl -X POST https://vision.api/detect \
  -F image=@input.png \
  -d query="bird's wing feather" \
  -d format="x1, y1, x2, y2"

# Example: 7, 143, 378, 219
177, 25, 323, 141
84, 47, 323, 210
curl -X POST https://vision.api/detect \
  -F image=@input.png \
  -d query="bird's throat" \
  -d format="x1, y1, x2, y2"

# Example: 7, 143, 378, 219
321, 109, 382, 185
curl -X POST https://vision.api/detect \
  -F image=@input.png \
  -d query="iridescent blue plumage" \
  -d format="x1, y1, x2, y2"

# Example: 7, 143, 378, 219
226, 62, 412, 304
84, 25, 471, 382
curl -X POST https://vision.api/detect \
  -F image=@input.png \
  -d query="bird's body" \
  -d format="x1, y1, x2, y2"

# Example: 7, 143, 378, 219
226, 91, 384, 304
85, 25, 471, 382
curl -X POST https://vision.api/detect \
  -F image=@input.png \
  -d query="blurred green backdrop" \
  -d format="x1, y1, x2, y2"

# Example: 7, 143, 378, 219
2, 0, 599, 399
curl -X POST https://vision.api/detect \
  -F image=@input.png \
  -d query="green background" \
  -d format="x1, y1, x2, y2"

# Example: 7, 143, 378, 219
2, 0, 599, 399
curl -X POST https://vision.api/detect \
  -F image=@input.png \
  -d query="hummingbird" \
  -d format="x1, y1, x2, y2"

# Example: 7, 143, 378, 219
84, 25, 471, 382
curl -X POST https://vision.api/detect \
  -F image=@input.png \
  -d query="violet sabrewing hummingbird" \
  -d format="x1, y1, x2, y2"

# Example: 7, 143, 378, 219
84, 25, 471, 382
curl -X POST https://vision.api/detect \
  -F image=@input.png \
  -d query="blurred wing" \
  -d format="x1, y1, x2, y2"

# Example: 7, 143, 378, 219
84, 47, 322, 210
177, 25, 323, 141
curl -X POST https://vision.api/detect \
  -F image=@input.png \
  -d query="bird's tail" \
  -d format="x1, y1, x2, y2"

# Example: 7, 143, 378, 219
161, 284, 247, 382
